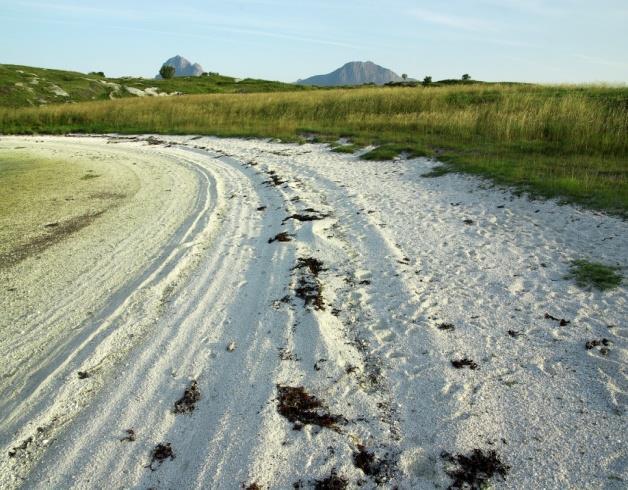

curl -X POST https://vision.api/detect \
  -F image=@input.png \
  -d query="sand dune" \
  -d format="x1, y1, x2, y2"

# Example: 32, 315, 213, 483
0, 135, 625, 489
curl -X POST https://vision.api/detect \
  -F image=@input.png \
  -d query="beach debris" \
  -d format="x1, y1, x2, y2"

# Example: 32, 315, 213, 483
268, 232, 293, 243
585, 339, 610, 354
463, 219, 475, 225
451, 358, 478, 370
282, 210, 329, 223
227, 341, 237, 352
276, 385, 345, 430
294, 257, 325, 309
279, 348, 300, 361
265, 170, 285, 187
295, 275, 324, 310
8, 437, 33, 457
80, 173, 101, 180
508, 330, 522, 338
245, 483, 261, 490
345, 365, 359, 374
173, 380, 201, 414
294, 257, 325, 276
149, 443, 175, 470
313, 358, 327, 371
257, 206, 267, 211
352, 445, 394, 483
272, 295, 293, 309
438, 323, 455, 332
441, 449, 510, 490
544, 313, 570, 326
77, 371, 90, 379
146, 136, 165, 146
312, 469, 348, 490
120, 429, 136, 442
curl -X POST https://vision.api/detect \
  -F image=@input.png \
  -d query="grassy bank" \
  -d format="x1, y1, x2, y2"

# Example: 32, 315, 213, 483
0, 64, 308, 107
1, 84, 627, 215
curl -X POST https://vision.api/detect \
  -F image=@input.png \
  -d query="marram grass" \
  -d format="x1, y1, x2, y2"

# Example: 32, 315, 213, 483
1, 84, 626, 214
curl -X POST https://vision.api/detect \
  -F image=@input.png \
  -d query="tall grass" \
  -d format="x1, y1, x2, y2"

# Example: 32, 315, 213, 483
1, 84, 626, 213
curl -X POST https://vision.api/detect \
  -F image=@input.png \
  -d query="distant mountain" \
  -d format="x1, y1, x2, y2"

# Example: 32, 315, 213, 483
156, 55, 204, 78
297, 61, 403, 86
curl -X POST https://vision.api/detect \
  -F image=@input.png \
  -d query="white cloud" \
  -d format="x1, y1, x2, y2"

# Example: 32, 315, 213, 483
12, 0, 358, 49
409, 8, 496, 31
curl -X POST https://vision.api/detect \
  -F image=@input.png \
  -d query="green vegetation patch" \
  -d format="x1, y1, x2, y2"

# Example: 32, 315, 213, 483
360, 144, 427, 161
421, 165, 453, 178
331, 143, 362, 154
440, 150, 628, 214
565, 260, 623, 291
0, 63, 311, 108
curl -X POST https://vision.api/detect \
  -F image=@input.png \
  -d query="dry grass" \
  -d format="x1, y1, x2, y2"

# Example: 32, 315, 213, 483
1, 84, 626, 213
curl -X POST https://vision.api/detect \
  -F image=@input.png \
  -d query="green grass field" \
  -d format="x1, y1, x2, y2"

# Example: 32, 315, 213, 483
1, 68, 626, 216
0, 64, 309, 108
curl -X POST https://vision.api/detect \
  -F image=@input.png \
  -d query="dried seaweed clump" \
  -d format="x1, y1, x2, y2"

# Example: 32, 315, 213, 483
441, 449, 510, 490
313, 469, 348, 490
294, 257, 325, 276
544, 313, 570, 326
268, 232, 293, 244
352, 445, 395, 484
276, 385, 345, 430
174, 380, 201, 414
282, 209, 329, 224
149, 443, 175, 470
451, 358, 478, 370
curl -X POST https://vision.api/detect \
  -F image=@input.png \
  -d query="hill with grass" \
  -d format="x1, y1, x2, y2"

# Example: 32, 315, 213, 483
0, 64, 309, 108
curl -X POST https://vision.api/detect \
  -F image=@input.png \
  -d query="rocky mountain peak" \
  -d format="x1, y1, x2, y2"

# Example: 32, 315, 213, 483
156, 55, 204, 78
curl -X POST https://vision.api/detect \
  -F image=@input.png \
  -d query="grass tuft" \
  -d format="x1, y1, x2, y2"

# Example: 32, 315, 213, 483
422, 165, 453, 178
566, 260, 623, 291
331, 143, 362, 154
360, 144, 427, 161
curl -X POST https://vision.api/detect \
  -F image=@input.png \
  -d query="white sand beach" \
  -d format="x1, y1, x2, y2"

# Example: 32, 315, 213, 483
0, 135, 625, 489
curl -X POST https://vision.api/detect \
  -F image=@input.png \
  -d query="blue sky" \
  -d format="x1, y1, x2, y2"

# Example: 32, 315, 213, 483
2, 0, 627, 83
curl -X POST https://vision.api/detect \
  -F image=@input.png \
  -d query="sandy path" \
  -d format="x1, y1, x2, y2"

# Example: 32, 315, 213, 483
0, 135, 626, 489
